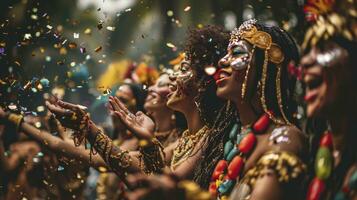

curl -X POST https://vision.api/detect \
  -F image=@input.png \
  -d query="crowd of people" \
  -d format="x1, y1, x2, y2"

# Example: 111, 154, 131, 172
1, 0, 357, 199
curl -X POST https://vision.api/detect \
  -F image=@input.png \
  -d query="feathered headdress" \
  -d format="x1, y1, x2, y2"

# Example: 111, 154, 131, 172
302, 0, 357, 49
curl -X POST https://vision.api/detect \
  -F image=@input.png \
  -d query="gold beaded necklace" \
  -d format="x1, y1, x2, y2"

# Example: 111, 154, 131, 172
170, 126, 209, 170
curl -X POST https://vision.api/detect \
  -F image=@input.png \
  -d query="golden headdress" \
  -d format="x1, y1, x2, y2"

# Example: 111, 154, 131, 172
302, 0, 357, 50
230, 19, 290, 125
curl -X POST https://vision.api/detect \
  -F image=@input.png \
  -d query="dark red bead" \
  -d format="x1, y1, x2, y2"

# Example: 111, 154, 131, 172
211, 160, 227, 181
227, 156, 244, 179
319, 132, 333, 149
238, 133, 256, 154
209, 182, 217, 196
307, 177, 325, 200
253, 113, 270, 133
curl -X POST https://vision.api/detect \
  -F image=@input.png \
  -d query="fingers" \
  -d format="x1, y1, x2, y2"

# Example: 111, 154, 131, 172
113, 96, 130, 114
108, 96, 120, 112
46, 101, 73, 117
57, 100, 79, 110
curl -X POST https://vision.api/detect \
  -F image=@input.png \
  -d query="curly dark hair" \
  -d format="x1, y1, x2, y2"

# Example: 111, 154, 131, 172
182, 25, 240, 188
184, 25, 230, 127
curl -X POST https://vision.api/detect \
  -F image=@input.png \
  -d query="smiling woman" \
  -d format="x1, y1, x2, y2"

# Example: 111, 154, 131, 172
209, 20, 307, 200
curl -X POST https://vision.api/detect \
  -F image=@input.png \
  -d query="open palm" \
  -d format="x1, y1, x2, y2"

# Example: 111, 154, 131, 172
109, 96, 154, 140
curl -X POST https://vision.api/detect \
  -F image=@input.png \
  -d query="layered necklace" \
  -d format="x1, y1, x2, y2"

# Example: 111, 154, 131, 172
170, 126, 209, 170
307, 131, 357, 200
209, 112, 272, 198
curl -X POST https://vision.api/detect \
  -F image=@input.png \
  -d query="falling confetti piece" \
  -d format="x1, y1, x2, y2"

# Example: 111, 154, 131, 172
95, 46, 102, 52
24, 33, 32, 40
57, 166, 64, 171
204, 65, 217, 75
166, 43, 175, 48
80, 47, 86, 53
40, 78, 50, 87
84, 28, 92, 35
68, 42, 77, 49
73, 33, 79, 39
125, 8, 132, 12
46, 25, 53, 30
167, 10, 174, 17
97, 21, 103, 30
37, 152, 44, 157
45, 56, 51, 62
37, 106, 45, 112
184, 6, 191, 12
70, 62, 76, 67
106, 26, 115, 31
8, 104, 17, 110
103, 88, 111, 95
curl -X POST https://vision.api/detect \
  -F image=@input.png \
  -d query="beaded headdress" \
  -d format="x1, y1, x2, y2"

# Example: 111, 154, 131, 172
230, 19, 290, 125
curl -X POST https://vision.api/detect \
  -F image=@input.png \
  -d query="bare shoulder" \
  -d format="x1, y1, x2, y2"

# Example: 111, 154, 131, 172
268, 125, 308, 156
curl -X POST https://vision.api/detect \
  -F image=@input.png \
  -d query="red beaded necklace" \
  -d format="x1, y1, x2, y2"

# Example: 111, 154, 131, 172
306, 131, 333, 200
209, 112, 272, 198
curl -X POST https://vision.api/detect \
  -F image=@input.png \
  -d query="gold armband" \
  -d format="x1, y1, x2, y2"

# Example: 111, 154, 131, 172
7, 113, 24, 131
242, 151, 306, 188
138, 137, 165, 174
92, 131, 131, 174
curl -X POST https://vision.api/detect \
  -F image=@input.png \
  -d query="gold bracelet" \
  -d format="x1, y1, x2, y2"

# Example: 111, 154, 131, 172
138, 137, 165, 174
7, 113, 24, 131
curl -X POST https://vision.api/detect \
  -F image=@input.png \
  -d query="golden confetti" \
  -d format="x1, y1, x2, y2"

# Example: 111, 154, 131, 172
95, 46, 102, 52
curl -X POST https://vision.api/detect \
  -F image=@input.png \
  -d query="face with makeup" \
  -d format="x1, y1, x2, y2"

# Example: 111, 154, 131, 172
144, 74, 172, 113
301, 42, 350, 117
167, 59, 197, 112
215, 39, 256, 101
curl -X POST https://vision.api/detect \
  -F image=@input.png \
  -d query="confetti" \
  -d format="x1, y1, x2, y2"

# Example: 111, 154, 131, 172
73, 33, 79, 39
125, 8, 132, 12
95, 46, 102, 52
57, 165, 65, 171
24, 33, 32, 40
167, 10, 174, 17
166, 43, 175, 48
84, 28, 92, 35
46, 25, 53, 30
8, 104, 17, 110
40, 78, 49, 87
80, 47, 86, 53
184, 6, 191, 12
204, 65, 217, 75
37, 106, 45, 112
97, 21, 104, 30
68, 42, 77, 49
106, 26, 115, 31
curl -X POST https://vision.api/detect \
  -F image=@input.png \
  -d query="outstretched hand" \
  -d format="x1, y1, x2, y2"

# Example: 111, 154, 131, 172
46, 100, 89, 131
108, 96, 154, 140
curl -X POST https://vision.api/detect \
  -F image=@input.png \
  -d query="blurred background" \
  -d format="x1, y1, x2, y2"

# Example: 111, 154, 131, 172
0, 0, 306, 122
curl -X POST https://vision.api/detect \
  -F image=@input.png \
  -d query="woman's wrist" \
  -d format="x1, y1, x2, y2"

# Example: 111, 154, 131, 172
5, 113, 24, 132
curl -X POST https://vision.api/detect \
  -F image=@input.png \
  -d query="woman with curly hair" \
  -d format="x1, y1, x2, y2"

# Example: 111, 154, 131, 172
37, 25, 233, 187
